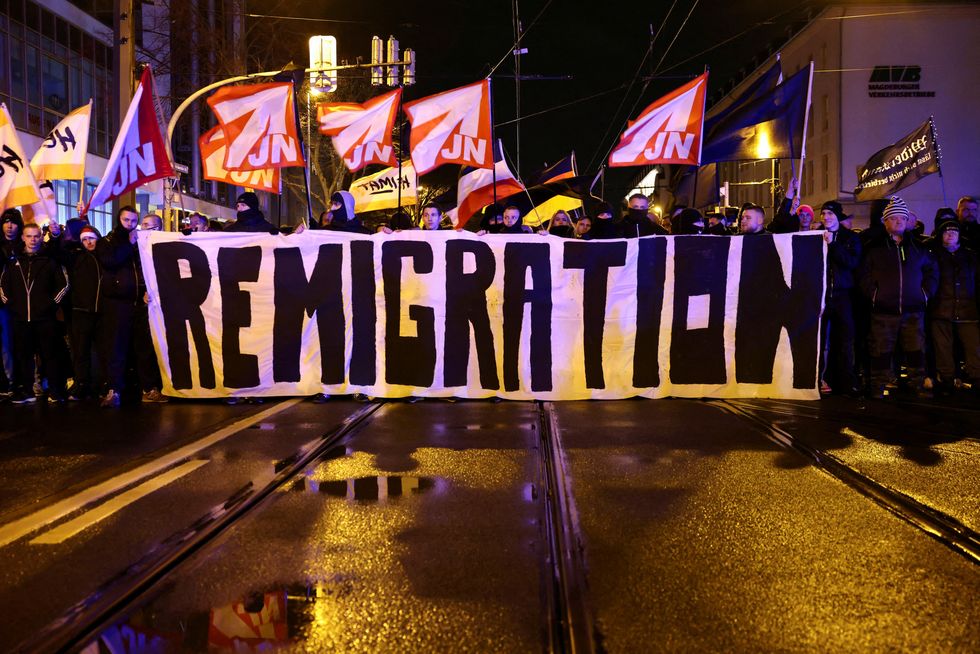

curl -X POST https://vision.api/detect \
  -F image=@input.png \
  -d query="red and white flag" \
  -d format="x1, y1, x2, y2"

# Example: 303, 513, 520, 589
200, 125, 280, 193
608, 72, 708, 167
318, 88, 400, 172
455, 140, 524, 224
83, 67, 175, 214
207, 82, 304, 171
403, 80, 493, 175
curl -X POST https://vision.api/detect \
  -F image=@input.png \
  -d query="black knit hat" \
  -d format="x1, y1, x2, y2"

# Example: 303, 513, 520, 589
937, 219, 960, 236
820, 200, 846, 223
1, 208, 24, 230
594, 201, 615, 218
236, 192, 259, 211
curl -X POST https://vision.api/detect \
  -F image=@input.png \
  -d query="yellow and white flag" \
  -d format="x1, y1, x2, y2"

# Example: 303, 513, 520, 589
348, 161, 417, 213
30, 100, 92, 181
0, 103, 42, 212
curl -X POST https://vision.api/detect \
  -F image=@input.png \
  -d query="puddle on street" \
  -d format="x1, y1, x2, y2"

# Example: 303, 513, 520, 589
289, 475, 442, 501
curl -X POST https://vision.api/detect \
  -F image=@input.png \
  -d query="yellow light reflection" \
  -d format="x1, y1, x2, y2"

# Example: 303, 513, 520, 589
755, 126, 773, 159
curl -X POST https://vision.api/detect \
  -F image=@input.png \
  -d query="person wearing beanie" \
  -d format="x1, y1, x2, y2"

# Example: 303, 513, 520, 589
929, 219, 980, 394
818, 201, 862, 395
65, 225, 103, 400
798, 204, 816, 230
584, 201, 623, 240
226, 192, 277, 233
858, 195, 938, 398
622, 193, 667, 238
671, 208, 705, 235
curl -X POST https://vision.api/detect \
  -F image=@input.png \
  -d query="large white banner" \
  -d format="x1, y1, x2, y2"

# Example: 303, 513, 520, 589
139, 231, 826, 400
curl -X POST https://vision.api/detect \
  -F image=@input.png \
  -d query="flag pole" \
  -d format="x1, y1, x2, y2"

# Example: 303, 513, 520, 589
396, 88, 404, 213
488, 77, 498, 209
795, 61, 815, 199
929, 115, 947, 207
293, 84, 314, 228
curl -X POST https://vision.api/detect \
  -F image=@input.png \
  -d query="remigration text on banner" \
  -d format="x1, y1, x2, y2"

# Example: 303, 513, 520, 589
138, 231, 827, 401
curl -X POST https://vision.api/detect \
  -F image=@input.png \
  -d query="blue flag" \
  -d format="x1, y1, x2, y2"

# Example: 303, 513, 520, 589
703, 60, 782, 138
701, 63, 811, 164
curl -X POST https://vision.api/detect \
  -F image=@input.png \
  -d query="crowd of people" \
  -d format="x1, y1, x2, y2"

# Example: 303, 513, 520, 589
1, 186, 978, 405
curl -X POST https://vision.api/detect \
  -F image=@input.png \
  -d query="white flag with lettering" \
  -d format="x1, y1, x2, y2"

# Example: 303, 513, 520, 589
30, 100, 92, 181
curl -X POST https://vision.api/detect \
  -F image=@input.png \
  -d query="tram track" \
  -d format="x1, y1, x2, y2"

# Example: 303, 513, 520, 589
711, 399, 980, 567
20, 399, 603, 653
19, 401, 384, 653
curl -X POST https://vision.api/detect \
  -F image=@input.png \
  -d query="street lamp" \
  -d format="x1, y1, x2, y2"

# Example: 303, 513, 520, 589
309, 36, 337, 94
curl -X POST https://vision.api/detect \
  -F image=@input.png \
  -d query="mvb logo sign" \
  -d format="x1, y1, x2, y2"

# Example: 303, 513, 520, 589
609, 72, 707, 167
404, 80, 493, 175
868, 65, 935, 98
209, 83, 305, 170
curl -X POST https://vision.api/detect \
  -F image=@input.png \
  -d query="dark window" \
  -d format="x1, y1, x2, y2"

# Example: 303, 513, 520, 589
42, 55, 68, 113
0, 32, 6, 96
8, 36, 24, 100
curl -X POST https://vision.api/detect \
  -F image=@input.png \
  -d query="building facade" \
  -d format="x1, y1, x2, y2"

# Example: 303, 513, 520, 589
712, 3, 980, 230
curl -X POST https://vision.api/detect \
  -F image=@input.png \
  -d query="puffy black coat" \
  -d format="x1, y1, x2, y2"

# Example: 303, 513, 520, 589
859, 237, 938, 315
825, 227, 862, 299
584, 218, 623, 240
96, 225, 143, 303
0, 251, 69, 322
931, 245, 980, 322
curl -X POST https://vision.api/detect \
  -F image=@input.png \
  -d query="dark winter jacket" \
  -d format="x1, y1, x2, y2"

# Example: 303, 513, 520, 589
0, 251, 69, 322
96, 224, 143, 303
825, 227, 862, 299
547, 224, 576, 239
931, 245, 980, 322
584, 218, 623, 240
226, 208, 278, 233
859, 236, 938, 315
622, 209, 668, 238
68, 246, 103, 313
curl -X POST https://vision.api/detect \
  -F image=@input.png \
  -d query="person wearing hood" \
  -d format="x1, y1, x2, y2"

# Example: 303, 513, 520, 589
0, 209, 23, 393
818, 201, 862, 395
478, 203, 505, 234
930, 220, 980, 395
96, 206, 167, 407
378, 209, 417, 234
544, 210, 575, 238
671, 208, 705, 235
584, 201, 623, 240
498, 206, 534, 234
227, 192, 277, 233
0, 223, 70, 403
67, 225, 103, 400
325, 190, 369, 234
622, 194, 668, 237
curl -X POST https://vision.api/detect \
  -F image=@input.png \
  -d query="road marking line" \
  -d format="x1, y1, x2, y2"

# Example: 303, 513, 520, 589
0, 398, 302, 548
30, 459, 210, 545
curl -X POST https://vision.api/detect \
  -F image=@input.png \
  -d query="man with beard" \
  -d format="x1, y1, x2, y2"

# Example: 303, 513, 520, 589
0, 223, 69, 403
226, 192, 277, 233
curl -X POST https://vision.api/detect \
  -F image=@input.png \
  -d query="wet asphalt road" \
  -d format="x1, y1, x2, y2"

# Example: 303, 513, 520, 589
0, 395, 978, 651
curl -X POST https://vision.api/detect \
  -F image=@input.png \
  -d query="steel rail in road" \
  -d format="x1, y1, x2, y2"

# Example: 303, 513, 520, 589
710, 399, 980, 567
536, 402, 601, 654
19, 401, 384, 653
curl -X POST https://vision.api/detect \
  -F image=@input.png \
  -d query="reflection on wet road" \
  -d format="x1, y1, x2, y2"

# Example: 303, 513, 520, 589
3, 397, 979, 652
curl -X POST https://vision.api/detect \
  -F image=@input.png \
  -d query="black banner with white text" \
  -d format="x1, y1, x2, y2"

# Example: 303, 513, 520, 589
139, 231, 826, 400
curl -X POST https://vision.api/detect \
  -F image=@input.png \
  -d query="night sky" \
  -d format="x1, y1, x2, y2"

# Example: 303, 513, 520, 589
252, 0, 951, 196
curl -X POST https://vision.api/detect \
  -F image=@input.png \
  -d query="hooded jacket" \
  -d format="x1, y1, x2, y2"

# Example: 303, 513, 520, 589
326, 191, 369, 234
0, 249, 69, 322
859, 236, 938, 315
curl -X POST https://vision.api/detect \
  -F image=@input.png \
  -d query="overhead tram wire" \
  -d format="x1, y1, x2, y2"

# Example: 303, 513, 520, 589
493, 82, 631, 128
487, 0, 555, 77
583, 0, 678, 173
